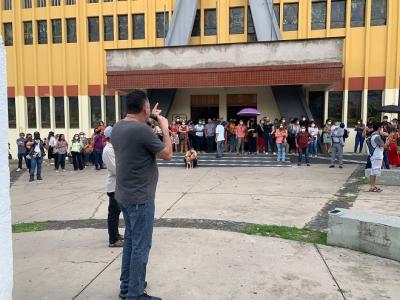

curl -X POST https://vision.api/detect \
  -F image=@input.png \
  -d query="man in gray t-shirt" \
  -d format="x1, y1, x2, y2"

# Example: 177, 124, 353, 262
111, 90, 172, 300
205, 119, 216, 153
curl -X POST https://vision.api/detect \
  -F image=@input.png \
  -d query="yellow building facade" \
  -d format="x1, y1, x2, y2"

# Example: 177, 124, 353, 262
1, 0, 400, 153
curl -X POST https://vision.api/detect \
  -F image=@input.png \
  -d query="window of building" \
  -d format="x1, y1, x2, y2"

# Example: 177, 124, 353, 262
367, 90, 382, 121
283, 3, 298, 32
132, 13, 145, 40
90, 96, 101, 128
51, 0, 60, 6
69, 97, 79, 128
371, 0, 387, 26
66, 0, 75, 5
88, 0, 98, 3
156, 12, 169, 38
103, 16, 114, 41
23, 21, 33, 45
204, 9, 217, 36
41, 97, 51, 128
66, 18, 77, 43
229, 7, 244, 35
312, 1, 327, 30
37, 20, 48, 44
4, 23, 13, 46
351, 0, 365, 27
273, 4, 280, 27
328, 92, 343, 122
52, 19, 62, 44
3, 0, 12, 10
106, 96, 116, 125
331, 0, 346, 28
348, 91, 362, 127
191, 9, 201, 37
247, 7, 256, 42
104, 0, 113, 2
27, 97, 37, 128
88, 17, 99, 42
8, 98, 16, 129
37, 0, 46, 7
309, 92, 325, 127
55, 97, 65, 128
118, 15, 128, 40
120, 96, 127, 119
23, 0, 32, 8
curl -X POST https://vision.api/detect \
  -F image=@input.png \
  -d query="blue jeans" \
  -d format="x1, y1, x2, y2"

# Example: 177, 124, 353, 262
120, 201, 155, 299
56, 153, 66, 170
263, 133, 271, 152
228, 134, 237, 152
308, 139, 318, 155
94, 149, 103, 168
18, 153, 26, 169
354, 133, 364, 153
195, 136, 204, 152
216, 140, 224, 158
298, 147, 310, 164
206, 136, 215, 153
277, 143, 285, 161
30, 156, 43, 177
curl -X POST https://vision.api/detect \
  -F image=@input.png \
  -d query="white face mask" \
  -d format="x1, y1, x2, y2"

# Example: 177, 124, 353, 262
280, 126, 284, 129
311, 124, 315, 128
301, 128, 306, 132
240, 122, 243, 125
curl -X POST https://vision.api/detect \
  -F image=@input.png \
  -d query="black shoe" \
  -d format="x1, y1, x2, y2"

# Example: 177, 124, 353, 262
329, 165, 335, 168
136, 294, 161, 300
37, 176, 43, 180
307, 164, 310, 166
119, 282, 148, 299
95, 167, 100, 171
29, 176, 34, 182
297, 163, 301, 166
339, 165, 343, 169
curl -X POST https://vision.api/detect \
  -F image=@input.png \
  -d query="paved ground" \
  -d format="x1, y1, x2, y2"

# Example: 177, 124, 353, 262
10, 161, 400, 300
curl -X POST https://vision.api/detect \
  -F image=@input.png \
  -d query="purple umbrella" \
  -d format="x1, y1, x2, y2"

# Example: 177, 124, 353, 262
237, 108, 261, 116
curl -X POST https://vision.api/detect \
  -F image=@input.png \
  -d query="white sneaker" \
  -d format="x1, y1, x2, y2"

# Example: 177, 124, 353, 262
56, 170, 59, 173
16, 168, 21, 172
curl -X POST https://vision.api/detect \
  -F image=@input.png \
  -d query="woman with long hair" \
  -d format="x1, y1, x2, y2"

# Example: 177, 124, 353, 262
55, 134, 68, 172
26, 132, 45, 182
70, 134, 84, 171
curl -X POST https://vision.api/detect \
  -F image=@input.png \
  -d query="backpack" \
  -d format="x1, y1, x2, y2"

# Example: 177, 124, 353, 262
343, 129, 349, 139
366, 135, 377, 156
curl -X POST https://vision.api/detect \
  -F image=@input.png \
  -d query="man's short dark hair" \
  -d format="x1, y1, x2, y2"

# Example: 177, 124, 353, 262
373, 122, 382, 131
126, 90, 148, 114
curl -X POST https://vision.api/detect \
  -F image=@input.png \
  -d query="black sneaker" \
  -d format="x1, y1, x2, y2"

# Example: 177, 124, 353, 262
37, 176, 43, 180
119, 282, 148, 299
307, 164, 310, 166
339, 165, 343, 169
329, 165, 335, 168
297, 163, 301, 166
29, 176, 34, 182
136, 294, 161, 300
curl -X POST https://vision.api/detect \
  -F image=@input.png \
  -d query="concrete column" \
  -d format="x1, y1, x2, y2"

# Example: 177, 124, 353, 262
64, 96, 69, 132
219, 91, 227, 120
50, 96, 56, 131
80, 95, 91, 134
115, 92, 120, 122
15, 95, 27, 132
101, 95, 106, 124
343, 90, 348, 125
362, 89, 368, 124
36, 96, 41, 129
324, 90, 329, 123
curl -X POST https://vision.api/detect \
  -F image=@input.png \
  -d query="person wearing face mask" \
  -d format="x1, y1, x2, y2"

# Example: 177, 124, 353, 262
24, 133, 33, 173
236, 120, 247, 154
55, 134, 68, 172
329, 122, 345, 168
300, 116, 309, 128
227, 119, 237, 153
194, 120, 205, 152
16, 132, 27, 172
263, 118, 274, 154
47, 131, 57, 166
205, 118, 216, 153
354, 119, 366, 153
178, 120, 189, 153
26, 132, 46, 182
322, 119, 332, 154
308, 121, 319, 157
247, 119, 257, 154
296, 126, 312, 166
257, 119, 265, 154
273, 124, 288, 162
288, 119, 300, 154
70, 134, 84, 171
187, 120, 196, 149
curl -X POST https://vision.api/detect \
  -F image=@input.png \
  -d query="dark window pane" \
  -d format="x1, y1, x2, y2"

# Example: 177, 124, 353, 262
120, 96, 127, 119
66, 18, 77, 43
55, 97, 65, 128
351, 0, 365, 27
191, 10, 201, 37
367, 90, 382, 121
229, 7, 244, 35
4, 23, 13, 46
88, 17, 99, 42
106, 96, 116, 125
283, 3, 298, 31
104, 16, 114, 41
41, 97, 51, 128
24, 21, 33, 45
247, 7, 257, 42
90, 96, 101, 128
27, 97, 37, 128
309, 92, 325, 127
328, 92, 343, 122
156, 12, 169, 38
331, 0, 346, 28
8, 98, 16, 129
371, 0, 387, 26
273, 4, 280, 27
69, 97, 79, 128
204, 9, 217, 36
312, 1, 327, 30
132, 13, 145, 39
118, 15, 128, 40
348, 91, 362, 127
37, 20, 48, 44
52, 19, 62, 43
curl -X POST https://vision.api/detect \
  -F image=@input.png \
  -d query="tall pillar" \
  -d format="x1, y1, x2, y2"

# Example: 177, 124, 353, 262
343, 90, 348, 125
219, 92, 227, 120
324, 90, 329, 123
362, 89, 368, 124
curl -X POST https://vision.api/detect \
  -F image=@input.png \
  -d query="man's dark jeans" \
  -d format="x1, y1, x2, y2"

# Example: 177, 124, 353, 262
206, 136, 215, 152
119, 201, 155, 299
298, 147, 310, 164
94, 149, 103, 169
18, 153, 26, 169
107, 192, 121, 244
71, 152, 83, 170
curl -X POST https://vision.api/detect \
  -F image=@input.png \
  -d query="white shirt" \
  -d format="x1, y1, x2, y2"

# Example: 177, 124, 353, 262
102, 142, 116, 193
195, 124, 204, 137
370, 134, 384, 160
34, 143, 41, 154
308, 127, 319, 138
216, 124, 225, 142
49, 136, 57, 147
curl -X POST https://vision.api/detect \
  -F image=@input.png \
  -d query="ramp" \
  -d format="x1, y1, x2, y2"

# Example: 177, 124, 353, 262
271, 85, 313, 119
249, 0, 281, 41
148, 89, 177, 118
165, 0, 199, 46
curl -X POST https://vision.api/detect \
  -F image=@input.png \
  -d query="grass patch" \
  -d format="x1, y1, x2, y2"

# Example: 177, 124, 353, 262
358, 177, 369, 185
12, 222, 48, 233
241, 224, 327, 245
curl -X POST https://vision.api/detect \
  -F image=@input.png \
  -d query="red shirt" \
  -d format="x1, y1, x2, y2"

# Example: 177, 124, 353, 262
296, 131, 311, 148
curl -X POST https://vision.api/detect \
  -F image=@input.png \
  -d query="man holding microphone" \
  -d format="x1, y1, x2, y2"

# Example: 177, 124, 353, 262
112, 90, 172, 300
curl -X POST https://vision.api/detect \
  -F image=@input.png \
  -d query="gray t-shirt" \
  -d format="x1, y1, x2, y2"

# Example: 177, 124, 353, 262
112, 120, 165, 205
205, 123, 216, 137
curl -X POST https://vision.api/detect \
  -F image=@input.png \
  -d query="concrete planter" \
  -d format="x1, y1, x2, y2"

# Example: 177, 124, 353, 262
364, 169, 400, 186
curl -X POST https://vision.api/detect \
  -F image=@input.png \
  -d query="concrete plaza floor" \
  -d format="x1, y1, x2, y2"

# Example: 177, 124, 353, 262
10, 164, 400, 299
